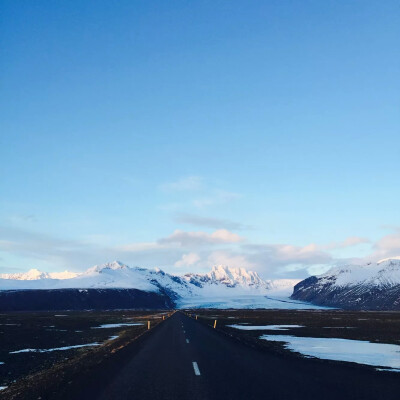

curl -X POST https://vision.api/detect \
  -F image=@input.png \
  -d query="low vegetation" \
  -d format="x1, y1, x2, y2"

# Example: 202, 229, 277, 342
0, 310, 170, 399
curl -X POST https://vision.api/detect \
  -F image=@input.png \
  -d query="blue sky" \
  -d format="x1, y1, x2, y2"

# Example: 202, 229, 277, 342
1, 0, 399, 278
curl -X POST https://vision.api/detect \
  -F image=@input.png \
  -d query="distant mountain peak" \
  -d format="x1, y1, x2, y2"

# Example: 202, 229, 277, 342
207, 265, 263, 287
0, 268, 78, 281
103, 260, 129, 270
291, 257, 400, 310
88, 261, 129, 273
182, 264, 267, 291
26, 269, 49, 279
0, 268, 50, 280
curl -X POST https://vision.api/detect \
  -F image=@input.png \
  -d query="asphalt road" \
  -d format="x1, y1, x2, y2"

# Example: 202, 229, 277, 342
83, 311, 400, 400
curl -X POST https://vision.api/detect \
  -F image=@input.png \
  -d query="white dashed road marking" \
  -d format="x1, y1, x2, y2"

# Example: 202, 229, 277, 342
192, 361, 201, 376
186, 339, 189, 344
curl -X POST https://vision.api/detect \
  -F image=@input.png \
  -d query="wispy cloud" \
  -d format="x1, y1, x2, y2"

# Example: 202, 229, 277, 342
0, 226, 97, 270
6, 214, 37, 224
192, 190, 241, 208
174, 214, 249, 230
1, 222, 399, 280
322, 236, 370, 250
367, 231, 400, 262
0, 226, 181, 272
245, 242, 332, 270
160, 176, 203, 192
159, 176, 241, 211
115, 242, 165, 252
158, 229, 243, 247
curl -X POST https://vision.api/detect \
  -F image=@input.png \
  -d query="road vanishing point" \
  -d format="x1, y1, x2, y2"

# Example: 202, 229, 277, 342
73, 312, 399, 400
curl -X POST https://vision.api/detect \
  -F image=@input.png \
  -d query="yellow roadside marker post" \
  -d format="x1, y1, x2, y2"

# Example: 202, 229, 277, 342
148, 320, 151, 330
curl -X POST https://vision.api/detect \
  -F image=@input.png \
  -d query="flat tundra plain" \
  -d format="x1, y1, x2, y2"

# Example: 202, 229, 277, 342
1, 309, 400, 399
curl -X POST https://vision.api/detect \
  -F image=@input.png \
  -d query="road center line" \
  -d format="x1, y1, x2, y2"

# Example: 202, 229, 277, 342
192, 361, 201, 376
186, 339, 189, 343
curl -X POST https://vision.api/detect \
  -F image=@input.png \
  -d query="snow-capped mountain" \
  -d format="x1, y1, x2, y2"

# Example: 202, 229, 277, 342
0, 261, 300, 303
0, 262, 275, 294
291, 258, 400, 310
0, 262, 271, 293
183, 265, 268, 290
0, 261, 193, 298
0, 269, 78, 280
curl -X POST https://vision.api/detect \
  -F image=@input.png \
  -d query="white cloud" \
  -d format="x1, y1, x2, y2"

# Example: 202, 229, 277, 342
247, 242, 332, 266
174, 214, 249, 230
367, 232, 400, 262
323, 236, 369, 250
376, 233, 400, 251
174, 252, 200, 267
307, 264, 332, 275
159, 177, 241, 211
207, 250, 256, 270
158, 229, 243, 247
0, 226, 99, 271
2, 222, 399, 281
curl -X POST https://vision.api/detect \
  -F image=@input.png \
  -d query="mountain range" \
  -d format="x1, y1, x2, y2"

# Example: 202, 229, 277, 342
0, 262, 298, 311
2, 258, 400, 310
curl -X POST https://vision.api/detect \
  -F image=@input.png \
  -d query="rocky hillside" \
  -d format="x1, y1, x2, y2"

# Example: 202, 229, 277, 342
291, 258, 400, 310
